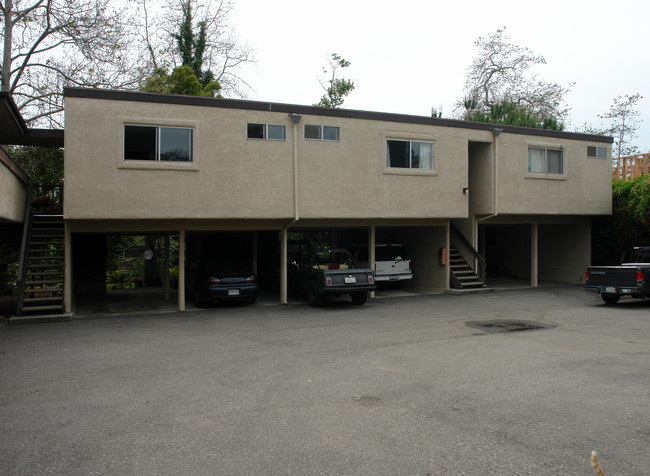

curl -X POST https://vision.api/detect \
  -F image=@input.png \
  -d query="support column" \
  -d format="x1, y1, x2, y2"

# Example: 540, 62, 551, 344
369, 225, 376, 298
281, 228, 288, 304
531, 223, 539, 288
164, 233, 170, 300
64, 225, 72, 313
178, 230, 186, 311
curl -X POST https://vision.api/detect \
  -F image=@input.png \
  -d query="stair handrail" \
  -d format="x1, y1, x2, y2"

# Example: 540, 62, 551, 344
450, 222, 487, 281
16, 185, 34, 316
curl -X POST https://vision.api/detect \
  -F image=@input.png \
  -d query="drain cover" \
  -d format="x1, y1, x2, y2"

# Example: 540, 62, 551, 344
466, 319, 555, 334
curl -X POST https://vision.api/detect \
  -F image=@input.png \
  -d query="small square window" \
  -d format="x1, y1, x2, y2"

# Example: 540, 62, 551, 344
267, 124, 286, 140
323, 126, 340, 141
247, 123, 265, 139
304, 124, 322, 140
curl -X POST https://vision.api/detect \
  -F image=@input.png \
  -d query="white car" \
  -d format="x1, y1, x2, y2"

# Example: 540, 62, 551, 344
350, 243, 413, 283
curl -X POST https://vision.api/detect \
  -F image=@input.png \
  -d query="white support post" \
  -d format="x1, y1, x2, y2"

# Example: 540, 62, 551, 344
178, 230, 186, 311
369, 225, 376, 298
531, 223, 539, 288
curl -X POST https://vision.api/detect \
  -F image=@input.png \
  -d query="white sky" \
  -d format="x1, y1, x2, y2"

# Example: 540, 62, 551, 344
231, 0, 650, 152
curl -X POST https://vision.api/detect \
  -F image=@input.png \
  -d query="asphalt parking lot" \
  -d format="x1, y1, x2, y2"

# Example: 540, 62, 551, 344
1, 286, 648, 475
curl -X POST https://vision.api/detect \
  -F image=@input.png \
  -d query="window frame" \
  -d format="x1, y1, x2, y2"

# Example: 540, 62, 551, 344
587, 145, 608, 159
246, 122, 287, 141
385, 139, 435, 171
123, 124, 194, 163
527, 146, 564, 175
304, 124, 341, 142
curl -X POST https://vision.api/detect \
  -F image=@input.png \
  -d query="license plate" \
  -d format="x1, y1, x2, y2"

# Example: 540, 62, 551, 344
228, 289, 240, 296
622, 288, 631, 294
345, 276, 356, 284
605, 286, 616, 293
390, 276, 399, 280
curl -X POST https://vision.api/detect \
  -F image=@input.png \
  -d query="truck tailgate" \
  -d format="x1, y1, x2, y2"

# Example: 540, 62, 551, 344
587, 266, 639, 286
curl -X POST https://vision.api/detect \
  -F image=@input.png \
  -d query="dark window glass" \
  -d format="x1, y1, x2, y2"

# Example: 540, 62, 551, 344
387, 140, 410, 168
304, 124, 321, 139
323, 126, 340, 141
124, 125, 156, 161
247, 123, 265, 139
160, 127, 192, 162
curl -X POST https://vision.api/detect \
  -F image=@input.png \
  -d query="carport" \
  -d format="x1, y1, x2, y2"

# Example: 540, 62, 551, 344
478, 217, 591, 287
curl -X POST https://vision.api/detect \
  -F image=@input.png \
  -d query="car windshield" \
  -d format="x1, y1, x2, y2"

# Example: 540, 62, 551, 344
376, 245, 408, 261
313, 249, 359, 269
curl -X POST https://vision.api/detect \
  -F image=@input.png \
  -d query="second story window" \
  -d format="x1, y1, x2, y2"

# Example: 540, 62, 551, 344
587, 146, 608, 159
304, 124, 340, 141
386, 139, 434, 170
247, 123, 286, 140
528, 147, 563, 174
124, 125, 193, 162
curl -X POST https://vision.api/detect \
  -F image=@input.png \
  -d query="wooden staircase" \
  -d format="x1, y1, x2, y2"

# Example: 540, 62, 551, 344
17, 215, 65, 316
449, 244, 485, 290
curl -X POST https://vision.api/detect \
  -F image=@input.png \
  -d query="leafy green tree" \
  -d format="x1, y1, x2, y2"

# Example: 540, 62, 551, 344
137, 0, 252, 97
463, 99, 564, 130
141, 65, 220, 97
592, 176, 650, 264
314, 53, 355, 108
9, 146, 63, 185
173, 1, 213, 88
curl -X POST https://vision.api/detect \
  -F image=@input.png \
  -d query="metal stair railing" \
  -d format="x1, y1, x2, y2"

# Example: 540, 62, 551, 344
449, 222, 486, 282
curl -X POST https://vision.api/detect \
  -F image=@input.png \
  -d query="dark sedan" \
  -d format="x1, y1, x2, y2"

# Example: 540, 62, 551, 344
190, 263, 258, 306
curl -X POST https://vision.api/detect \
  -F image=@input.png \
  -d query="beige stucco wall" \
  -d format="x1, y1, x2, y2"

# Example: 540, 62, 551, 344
63, 96, 494, 222
495, 133, 612, 216
0, 155, 27, 223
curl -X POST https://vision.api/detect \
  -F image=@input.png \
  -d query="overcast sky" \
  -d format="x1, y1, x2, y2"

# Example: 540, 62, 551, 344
231, 0, 650, 153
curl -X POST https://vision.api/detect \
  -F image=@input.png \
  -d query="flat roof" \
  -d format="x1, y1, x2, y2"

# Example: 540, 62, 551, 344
64, 87, 613, 144
0, 92, 64, 148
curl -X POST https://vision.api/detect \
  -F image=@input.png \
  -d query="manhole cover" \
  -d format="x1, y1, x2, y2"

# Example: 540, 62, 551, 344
466, 319, 555, 334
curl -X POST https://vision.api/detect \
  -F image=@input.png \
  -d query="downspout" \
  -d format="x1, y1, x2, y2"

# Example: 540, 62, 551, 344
281, 113, 302, 304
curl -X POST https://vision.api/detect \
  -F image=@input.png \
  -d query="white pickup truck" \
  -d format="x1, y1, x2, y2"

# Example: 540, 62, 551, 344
350, 243, 413, 283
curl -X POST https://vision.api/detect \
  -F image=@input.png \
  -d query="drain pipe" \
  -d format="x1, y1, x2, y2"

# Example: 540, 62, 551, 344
281, 113, 303, 304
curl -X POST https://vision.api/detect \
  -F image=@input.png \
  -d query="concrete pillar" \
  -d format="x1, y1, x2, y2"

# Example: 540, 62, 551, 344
64, 225, 72, 313
178, 230, 185, 311
531, 223, 539, 288
369, 225, 376, 298
164, 233, 170, 300
281, 228, 288, 304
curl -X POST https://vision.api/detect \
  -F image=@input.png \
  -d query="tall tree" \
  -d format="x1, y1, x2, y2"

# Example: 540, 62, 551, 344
599, 94, 643, 158
1, 0, 141, 126
458, 27, 570, 126
137, 0, 253, 98
314, 53, 354, 109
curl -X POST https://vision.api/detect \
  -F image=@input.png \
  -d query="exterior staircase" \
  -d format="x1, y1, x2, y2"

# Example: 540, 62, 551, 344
449, 244, 485, 290
17, 215, 65, 316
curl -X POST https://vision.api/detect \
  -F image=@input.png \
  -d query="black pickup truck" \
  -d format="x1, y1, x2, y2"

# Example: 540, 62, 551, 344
288, 246, 376, 307
584, 246, 650, 304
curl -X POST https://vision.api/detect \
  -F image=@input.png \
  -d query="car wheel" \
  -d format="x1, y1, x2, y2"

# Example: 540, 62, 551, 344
308, 281, 324, 307
601, 293, 620, 305
351, 292, 367, 305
